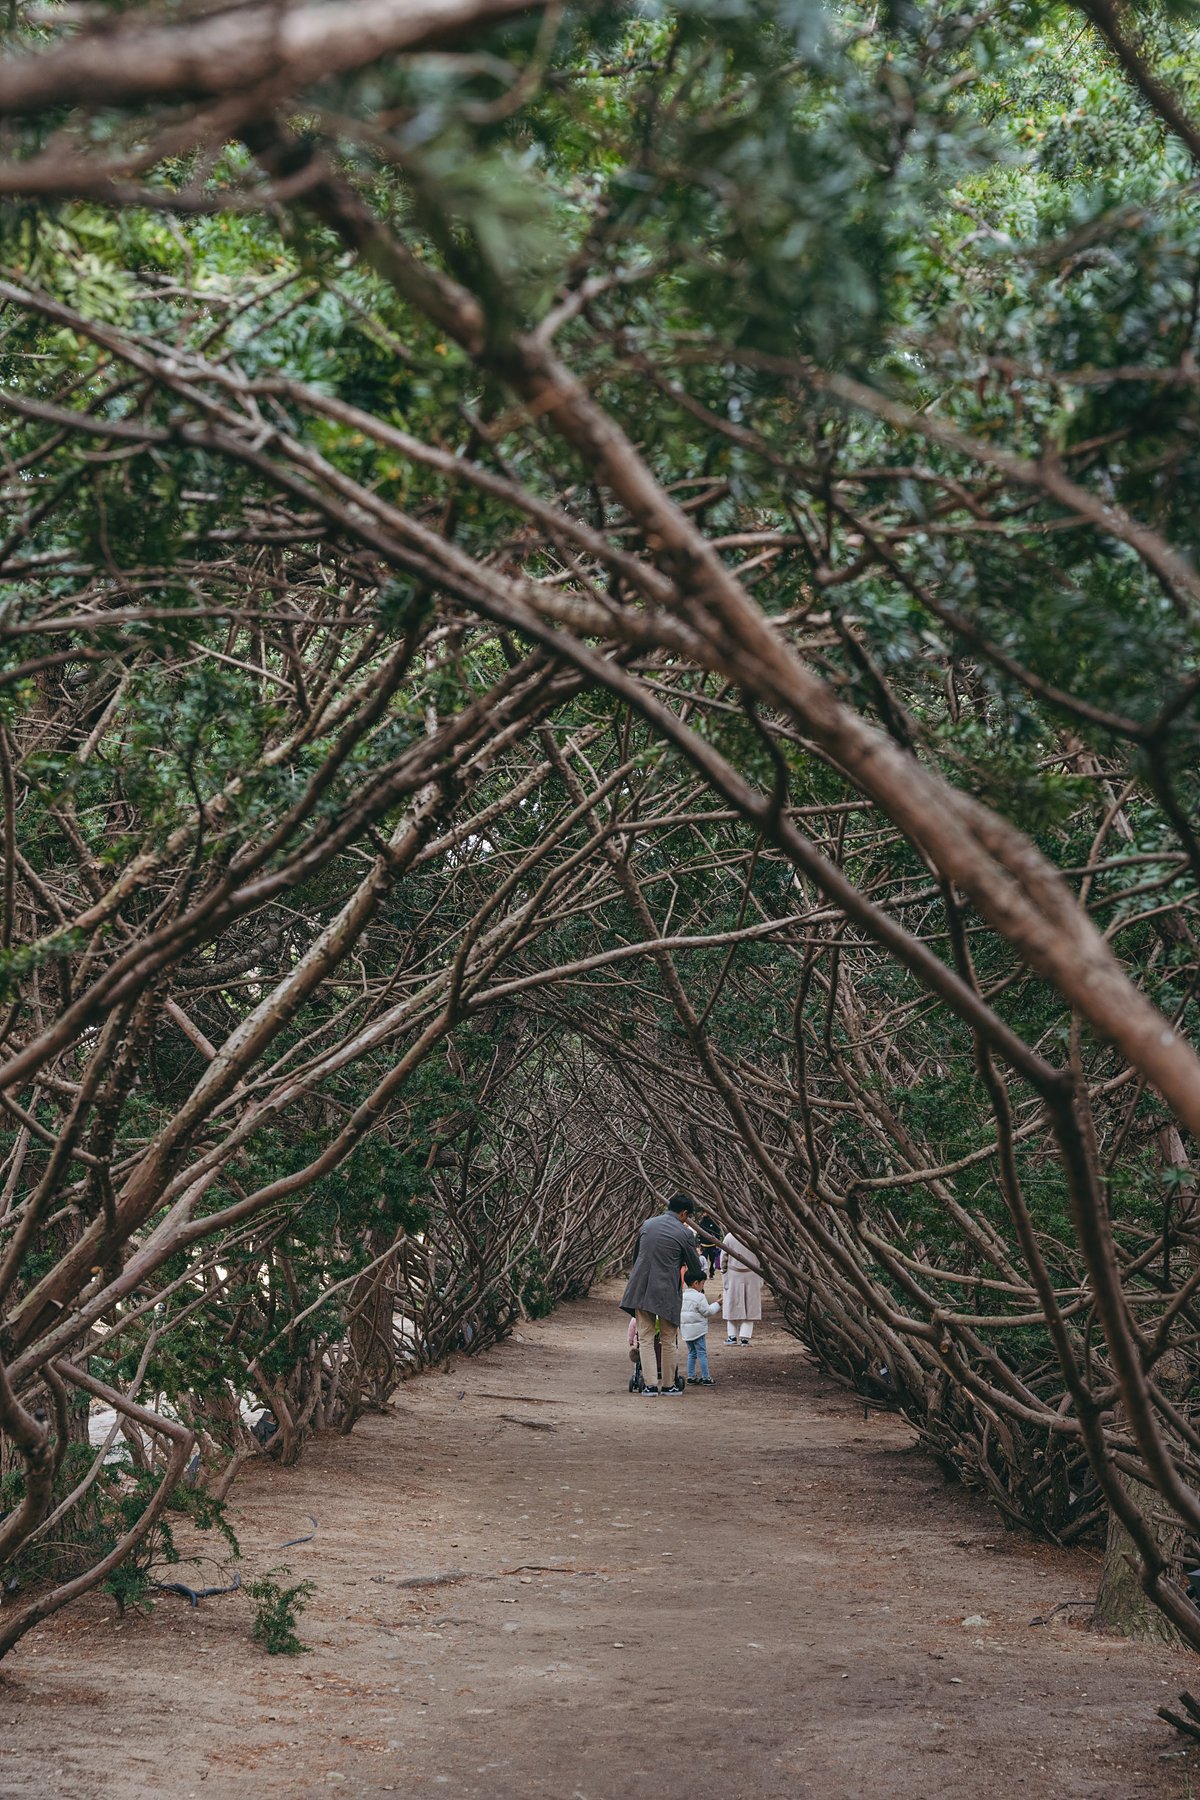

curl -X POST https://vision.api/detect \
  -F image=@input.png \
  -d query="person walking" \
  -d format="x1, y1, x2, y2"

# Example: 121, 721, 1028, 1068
620, 1193, 704, 1395
697, 1212, 722, 1274
721, 1229, 763, 1345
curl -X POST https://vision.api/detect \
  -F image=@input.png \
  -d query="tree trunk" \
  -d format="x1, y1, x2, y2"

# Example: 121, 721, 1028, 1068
1093, 1471, 1187, 1645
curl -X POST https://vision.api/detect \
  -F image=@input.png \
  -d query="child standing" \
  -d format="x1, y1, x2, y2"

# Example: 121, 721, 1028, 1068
680, 1275, 720, 1385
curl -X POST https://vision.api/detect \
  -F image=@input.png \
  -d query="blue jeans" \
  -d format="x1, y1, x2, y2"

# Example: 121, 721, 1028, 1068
686, 1335, 710, 1380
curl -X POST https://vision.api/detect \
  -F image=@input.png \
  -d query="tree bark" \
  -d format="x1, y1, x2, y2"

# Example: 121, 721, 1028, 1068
1093, 1470, 1187, 1644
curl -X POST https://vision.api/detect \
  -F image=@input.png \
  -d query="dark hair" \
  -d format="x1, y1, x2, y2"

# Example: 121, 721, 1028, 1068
667, 1193, 693, 1214
687, 1270, 706, 1284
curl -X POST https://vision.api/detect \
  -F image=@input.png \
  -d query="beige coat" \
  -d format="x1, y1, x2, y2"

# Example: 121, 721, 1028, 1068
721, 1232, 763, 1322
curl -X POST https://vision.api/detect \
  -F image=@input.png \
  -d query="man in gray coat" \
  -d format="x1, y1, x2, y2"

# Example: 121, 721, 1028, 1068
620, 1193, 704, 1395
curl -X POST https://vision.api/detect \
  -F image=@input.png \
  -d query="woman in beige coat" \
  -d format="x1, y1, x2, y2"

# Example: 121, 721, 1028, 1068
721, 1231, 763, 1345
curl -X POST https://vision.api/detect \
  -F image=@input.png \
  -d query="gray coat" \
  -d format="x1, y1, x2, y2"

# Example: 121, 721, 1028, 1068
620, 1212, 704, 1328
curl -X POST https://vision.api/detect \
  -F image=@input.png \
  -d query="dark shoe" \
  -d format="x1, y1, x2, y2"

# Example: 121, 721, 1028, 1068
642, 1386, 659, 1396
693, 1376, 714, 1385
725, 1337, 737, 1345
660, 1381, 685, 1396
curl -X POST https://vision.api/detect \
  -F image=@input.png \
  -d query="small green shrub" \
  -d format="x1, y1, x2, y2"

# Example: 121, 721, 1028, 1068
2, 1452, 240, 1614
100, 1475, 240, 1616
248, 1567, 315, 1655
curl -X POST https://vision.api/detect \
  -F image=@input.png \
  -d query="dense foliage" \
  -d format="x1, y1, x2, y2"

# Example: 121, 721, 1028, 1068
0, 0, 1199, 1652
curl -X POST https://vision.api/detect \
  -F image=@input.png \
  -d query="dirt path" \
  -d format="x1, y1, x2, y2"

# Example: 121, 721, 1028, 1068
2, 1284, 1196, 1799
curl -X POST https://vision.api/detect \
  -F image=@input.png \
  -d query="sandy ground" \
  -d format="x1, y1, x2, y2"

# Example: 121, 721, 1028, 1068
2, 1282, 1198, 1799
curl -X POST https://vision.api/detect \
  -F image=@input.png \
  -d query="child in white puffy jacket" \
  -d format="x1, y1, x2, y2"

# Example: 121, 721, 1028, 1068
680, 1275, 720, 1385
